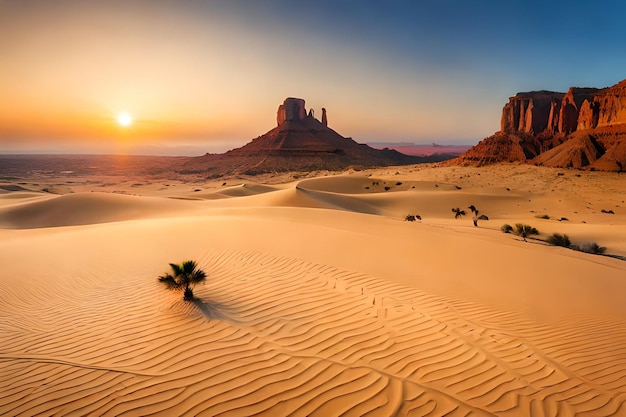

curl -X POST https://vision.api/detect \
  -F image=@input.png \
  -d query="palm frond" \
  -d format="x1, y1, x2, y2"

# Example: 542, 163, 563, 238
189, 269, 207, 284
169, 262, 184, 277
182, 260, 198, 275
158, 274, 182, 290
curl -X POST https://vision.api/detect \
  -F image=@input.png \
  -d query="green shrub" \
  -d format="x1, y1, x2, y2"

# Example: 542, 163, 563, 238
580, 242, 607, 254
514, 224, 539, 242
501, 224, 513, 234
546, 233, 571, 247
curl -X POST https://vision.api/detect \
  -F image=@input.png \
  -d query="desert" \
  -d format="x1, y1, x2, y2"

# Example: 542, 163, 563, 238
1, 161, 625, 416
3, 1, 626, 415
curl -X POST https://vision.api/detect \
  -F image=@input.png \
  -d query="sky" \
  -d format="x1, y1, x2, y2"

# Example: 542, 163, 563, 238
1, 0, 626, 155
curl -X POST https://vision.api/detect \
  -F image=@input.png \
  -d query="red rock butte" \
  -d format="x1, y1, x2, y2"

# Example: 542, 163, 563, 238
179, 98, 425, 175
454, 79, 626, 171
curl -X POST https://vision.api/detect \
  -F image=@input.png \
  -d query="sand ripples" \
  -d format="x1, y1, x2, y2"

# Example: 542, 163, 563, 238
2, 250, 625, 416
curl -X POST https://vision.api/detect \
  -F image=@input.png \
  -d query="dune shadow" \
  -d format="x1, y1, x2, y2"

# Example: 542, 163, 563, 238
192, 298, 235, 321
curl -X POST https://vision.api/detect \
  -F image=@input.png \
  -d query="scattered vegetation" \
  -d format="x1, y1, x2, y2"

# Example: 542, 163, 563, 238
405, 214, 421, 222
384, 186, 391, 191
514, 223, 539, 242
546, 233, 571, 247
501, 224, 513, 234
451, 207, 466, 219
158, 260, 207, 301
579, 242, 607, 254
601, 209, 615, 214
535, 214, 550, 219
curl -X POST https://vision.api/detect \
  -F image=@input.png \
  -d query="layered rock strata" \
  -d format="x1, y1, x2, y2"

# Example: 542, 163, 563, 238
456, 79, 626, 171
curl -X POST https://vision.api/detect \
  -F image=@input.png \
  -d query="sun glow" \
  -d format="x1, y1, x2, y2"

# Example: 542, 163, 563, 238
116, 113, 133, 127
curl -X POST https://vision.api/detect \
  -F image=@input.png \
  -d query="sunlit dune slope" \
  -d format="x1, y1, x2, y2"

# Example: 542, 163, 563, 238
1, 164, 625, 416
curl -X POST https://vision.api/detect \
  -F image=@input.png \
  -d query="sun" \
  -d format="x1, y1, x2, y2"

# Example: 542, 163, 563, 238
116, 112, 133, 127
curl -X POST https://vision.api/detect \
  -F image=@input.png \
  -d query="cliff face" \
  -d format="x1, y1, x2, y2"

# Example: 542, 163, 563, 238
594, 80, 626, 128
500, 91, 564, 134
456, 79, 626, 171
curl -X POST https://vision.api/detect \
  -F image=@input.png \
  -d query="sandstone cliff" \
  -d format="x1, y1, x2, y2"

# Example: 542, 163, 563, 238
455, 79, 626, 171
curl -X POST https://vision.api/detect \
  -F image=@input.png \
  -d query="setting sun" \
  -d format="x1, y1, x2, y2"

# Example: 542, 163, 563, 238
116, 113, 133, 127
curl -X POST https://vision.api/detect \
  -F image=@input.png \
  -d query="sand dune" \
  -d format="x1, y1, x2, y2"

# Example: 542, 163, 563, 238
0, 192, 206, 229
1, 164, 625, 415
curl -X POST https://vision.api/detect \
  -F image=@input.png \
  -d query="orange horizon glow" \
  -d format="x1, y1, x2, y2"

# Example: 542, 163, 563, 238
3, 2, 622, 155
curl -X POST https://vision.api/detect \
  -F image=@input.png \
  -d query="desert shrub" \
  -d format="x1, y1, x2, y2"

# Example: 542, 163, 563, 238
405, 214, 416, 222
546, 233, 571, 247
384, 186, 391, 191
601, 209, 615, 214
559, 217, 569, 221
514, 224, 539, 242
535, 214, 550, 219
478, 214, 489, 220
396, 182, 403, 186
501, 224, 513, 233
580, 242, 607, 254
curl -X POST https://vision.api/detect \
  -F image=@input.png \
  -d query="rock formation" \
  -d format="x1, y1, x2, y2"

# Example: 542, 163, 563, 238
594, 79, 626, 128
180, 98, 425, 176
455, 78, 626, 171
277, 97, 307, 125
500, 91, 564, 134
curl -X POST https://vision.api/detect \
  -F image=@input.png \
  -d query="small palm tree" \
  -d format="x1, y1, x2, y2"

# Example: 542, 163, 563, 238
514, 223, 539, 242
158, 260, 207, 301
451, 207, 466, 219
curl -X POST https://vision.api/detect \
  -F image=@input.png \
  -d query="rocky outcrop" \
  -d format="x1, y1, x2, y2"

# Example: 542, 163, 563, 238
455, 132, 540, 166
594, 79, 626, 128
455, 78, 626, 171
533, 134, 604, 169
558, 87, 600, 134
180, 98, 425, 175
501, 91, 564, 134
277, 97, 307, 125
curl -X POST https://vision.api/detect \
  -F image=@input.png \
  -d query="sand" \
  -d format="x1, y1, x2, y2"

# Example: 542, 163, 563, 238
1, 163, 625, 416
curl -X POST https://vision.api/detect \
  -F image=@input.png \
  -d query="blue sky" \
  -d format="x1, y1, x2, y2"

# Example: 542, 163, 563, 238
1, 0, 625, 154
